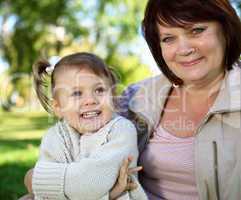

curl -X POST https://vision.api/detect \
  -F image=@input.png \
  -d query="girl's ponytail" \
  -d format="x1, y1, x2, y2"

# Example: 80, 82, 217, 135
32, 59, 52, 113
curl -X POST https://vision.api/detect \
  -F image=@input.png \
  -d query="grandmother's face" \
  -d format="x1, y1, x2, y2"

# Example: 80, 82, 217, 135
158, 21, 226, 86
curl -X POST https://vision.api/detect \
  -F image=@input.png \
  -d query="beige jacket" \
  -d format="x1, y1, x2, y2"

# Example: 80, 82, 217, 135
119, 66, 241, 200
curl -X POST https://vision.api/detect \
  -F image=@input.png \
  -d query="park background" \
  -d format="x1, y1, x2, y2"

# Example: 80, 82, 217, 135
0, 0, 240, 199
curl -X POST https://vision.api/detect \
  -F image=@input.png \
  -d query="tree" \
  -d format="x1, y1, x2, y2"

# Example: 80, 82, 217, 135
0, 0, 88, 74
0, 0, 151, 109
0, 0, 150, 76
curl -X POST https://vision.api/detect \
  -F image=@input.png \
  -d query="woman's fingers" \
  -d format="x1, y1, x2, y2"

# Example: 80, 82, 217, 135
127, 156, 143, 174
18, 193, 34, 200
116, 156, 143, 192
118, 158, 129, 182
127, 155, 133, 162
128, 166, 143, 175
24, 169, 33, 193
126, 177, 138, 191
109, 157, 139, 199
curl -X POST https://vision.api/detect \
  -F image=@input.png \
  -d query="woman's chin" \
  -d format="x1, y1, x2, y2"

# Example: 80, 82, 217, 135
181, 71, 209, 86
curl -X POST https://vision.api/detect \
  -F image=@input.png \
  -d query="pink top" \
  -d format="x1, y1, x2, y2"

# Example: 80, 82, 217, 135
139, 126, 199, 200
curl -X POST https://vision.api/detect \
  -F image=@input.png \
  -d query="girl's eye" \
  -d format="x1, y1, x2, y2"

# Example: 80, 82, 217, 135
191, 27, 206, 35
72, 91, 82, 97
95, 87, 106, 95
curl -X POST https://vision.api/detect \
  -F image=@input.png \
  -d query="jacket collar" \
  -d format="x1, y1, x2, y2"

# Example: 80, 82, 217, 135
129, 67, 241, 128
210, 67, 241, 113
128, 74, 172, 128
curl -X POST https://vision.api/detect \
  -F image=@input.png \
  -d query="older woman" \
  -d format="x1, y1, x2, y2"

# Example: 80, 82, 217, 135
118, 0, 241, 199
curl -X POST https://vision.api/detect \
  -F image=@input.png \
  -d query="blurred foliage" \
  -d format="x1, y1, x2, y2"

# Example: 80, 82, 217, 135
0, 0, 86, 74
0, 111, 53, 199
234, 0, 241, 14
0, 0, 152, 108
0, 0, 150, 78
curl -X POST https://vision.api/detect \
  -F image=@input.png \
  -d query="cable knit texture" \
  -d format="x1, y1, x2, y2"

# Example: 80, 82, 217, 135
32, 114, 147, 200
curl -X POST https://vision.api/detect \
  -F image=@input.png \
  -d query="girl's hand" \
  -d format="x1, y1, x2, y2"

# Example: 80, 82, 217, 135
24, 168, 34, 193
109, 156, 143, 200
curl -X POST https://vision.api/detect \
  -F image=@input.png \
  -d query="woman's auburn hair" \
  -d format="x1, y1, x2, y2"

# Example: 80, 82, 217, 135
142, 0, 241, 85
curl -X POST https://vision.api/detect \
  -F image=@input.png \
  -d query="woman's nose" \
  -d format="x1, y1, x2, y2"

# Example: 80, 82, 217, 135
176, 38, 196, 56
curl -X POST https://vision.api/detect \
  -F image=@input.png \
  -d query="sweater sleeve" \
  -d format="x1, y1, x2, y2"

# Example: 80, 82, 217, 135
33, 118, 143, 200
32, 126, 69, 200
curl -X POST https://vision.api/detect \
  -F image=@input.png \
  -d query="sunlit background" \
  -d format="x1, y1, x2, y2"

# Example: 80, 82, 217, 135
0, 0, 240, 199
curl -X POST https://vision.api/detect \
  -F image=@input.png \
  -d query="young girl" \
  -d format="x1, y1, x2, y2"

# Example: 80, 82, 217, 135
20, 52, 147, 200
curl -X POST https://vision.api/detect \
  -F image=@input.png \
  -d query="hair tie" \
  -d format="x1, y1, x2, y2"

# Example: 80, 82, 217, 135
46, 65, 55, 75
46, 56, 61, 75
172, 83, 179, 88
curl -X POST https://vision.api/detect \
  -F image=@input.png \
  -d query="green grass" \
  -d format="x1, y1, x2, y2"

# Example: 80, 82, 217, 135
0, 111, 55, 200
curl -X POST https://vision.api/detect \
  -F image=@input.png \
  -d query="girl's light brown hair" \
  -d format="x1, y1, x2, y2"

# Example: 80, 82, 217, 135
142, 0, 241, 85
33, 52, 117, 113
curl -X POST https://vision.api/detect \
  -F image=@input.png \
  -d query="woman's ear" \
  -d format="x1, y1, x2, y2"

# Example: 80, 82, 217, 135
52, 99, 62, 118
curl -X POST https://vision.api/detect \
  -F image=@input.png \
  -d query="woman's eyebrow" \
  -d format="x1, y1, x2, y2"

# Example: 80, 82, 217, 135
160, 33, 173, 36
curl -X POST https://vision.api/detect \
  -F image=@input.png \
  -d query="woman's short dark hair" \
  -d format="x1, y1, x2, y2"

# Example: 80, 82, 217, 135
142, 0, 241, 85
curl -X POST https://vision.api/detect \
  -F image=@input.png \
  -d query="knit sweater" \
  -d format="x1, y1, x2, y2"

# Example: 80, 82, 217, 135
32, 114, 147, 200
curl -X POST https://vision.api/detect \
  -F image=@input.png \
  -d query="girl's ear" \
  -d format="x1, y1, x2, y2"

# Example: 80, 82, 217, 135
52, 99, 62, 118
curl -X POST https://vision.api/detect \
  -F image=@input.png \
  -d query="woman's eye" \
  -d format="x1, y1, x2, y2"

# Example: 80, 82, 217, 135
191, 27, 206, 35
161, 36, 174, 43
72, 91, 82, 97
95, 87, 106, 95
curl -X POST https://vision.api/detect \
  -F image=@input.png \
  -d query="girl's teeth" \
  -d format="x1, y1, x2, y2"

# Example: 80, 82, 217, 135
82, 111, 99, 118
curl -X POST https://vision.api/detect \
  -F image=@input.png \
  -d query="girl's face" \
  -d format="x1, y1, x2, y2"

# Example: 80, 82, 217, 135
53, 66, 114, 134
158, 21, 226, 86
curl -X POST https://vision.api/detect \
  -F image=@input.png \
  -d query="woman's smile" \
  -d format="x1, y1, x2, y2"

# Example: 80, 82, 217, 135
159, 21, 226, 86
178, 56, 204, 68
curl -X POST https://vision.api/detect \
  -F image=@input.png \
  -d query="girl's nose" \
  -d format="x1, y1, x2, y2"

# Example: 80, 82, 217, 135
82, 94, 98, 106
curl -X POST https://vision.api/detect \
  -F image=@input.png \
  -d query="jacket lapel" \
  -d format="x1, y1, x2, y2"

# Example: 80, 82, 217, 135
128, 74, 172, 129
210, 67, 241, 113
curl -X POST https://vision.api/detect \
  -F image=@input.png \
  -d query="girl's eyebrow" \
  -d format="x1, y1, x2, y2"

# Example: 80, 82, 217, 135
71, 86, 82, 90
71, 82, 105, 90
95, 82, 106, 86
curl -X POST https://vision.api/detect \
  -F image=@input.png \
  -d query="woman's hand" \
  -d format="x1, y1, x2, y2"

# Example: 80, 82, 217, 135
18, 193, 34, 200
24, 168, 34, 194
109, 156, 143, 199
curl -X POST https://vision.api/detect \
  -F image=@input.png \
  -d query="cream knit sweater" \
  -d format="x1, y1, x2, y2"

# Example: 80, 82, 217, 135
32, 115, 147, 200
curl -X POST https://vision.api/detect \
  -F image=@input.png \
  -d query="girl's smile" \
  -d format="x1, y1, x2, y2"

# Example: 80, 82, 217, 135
53, 67, 114, 134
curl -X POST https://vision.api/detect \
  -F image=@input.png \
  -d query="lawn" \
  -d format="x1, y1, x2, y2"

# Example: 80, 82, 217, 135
0, 111, 55, 200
